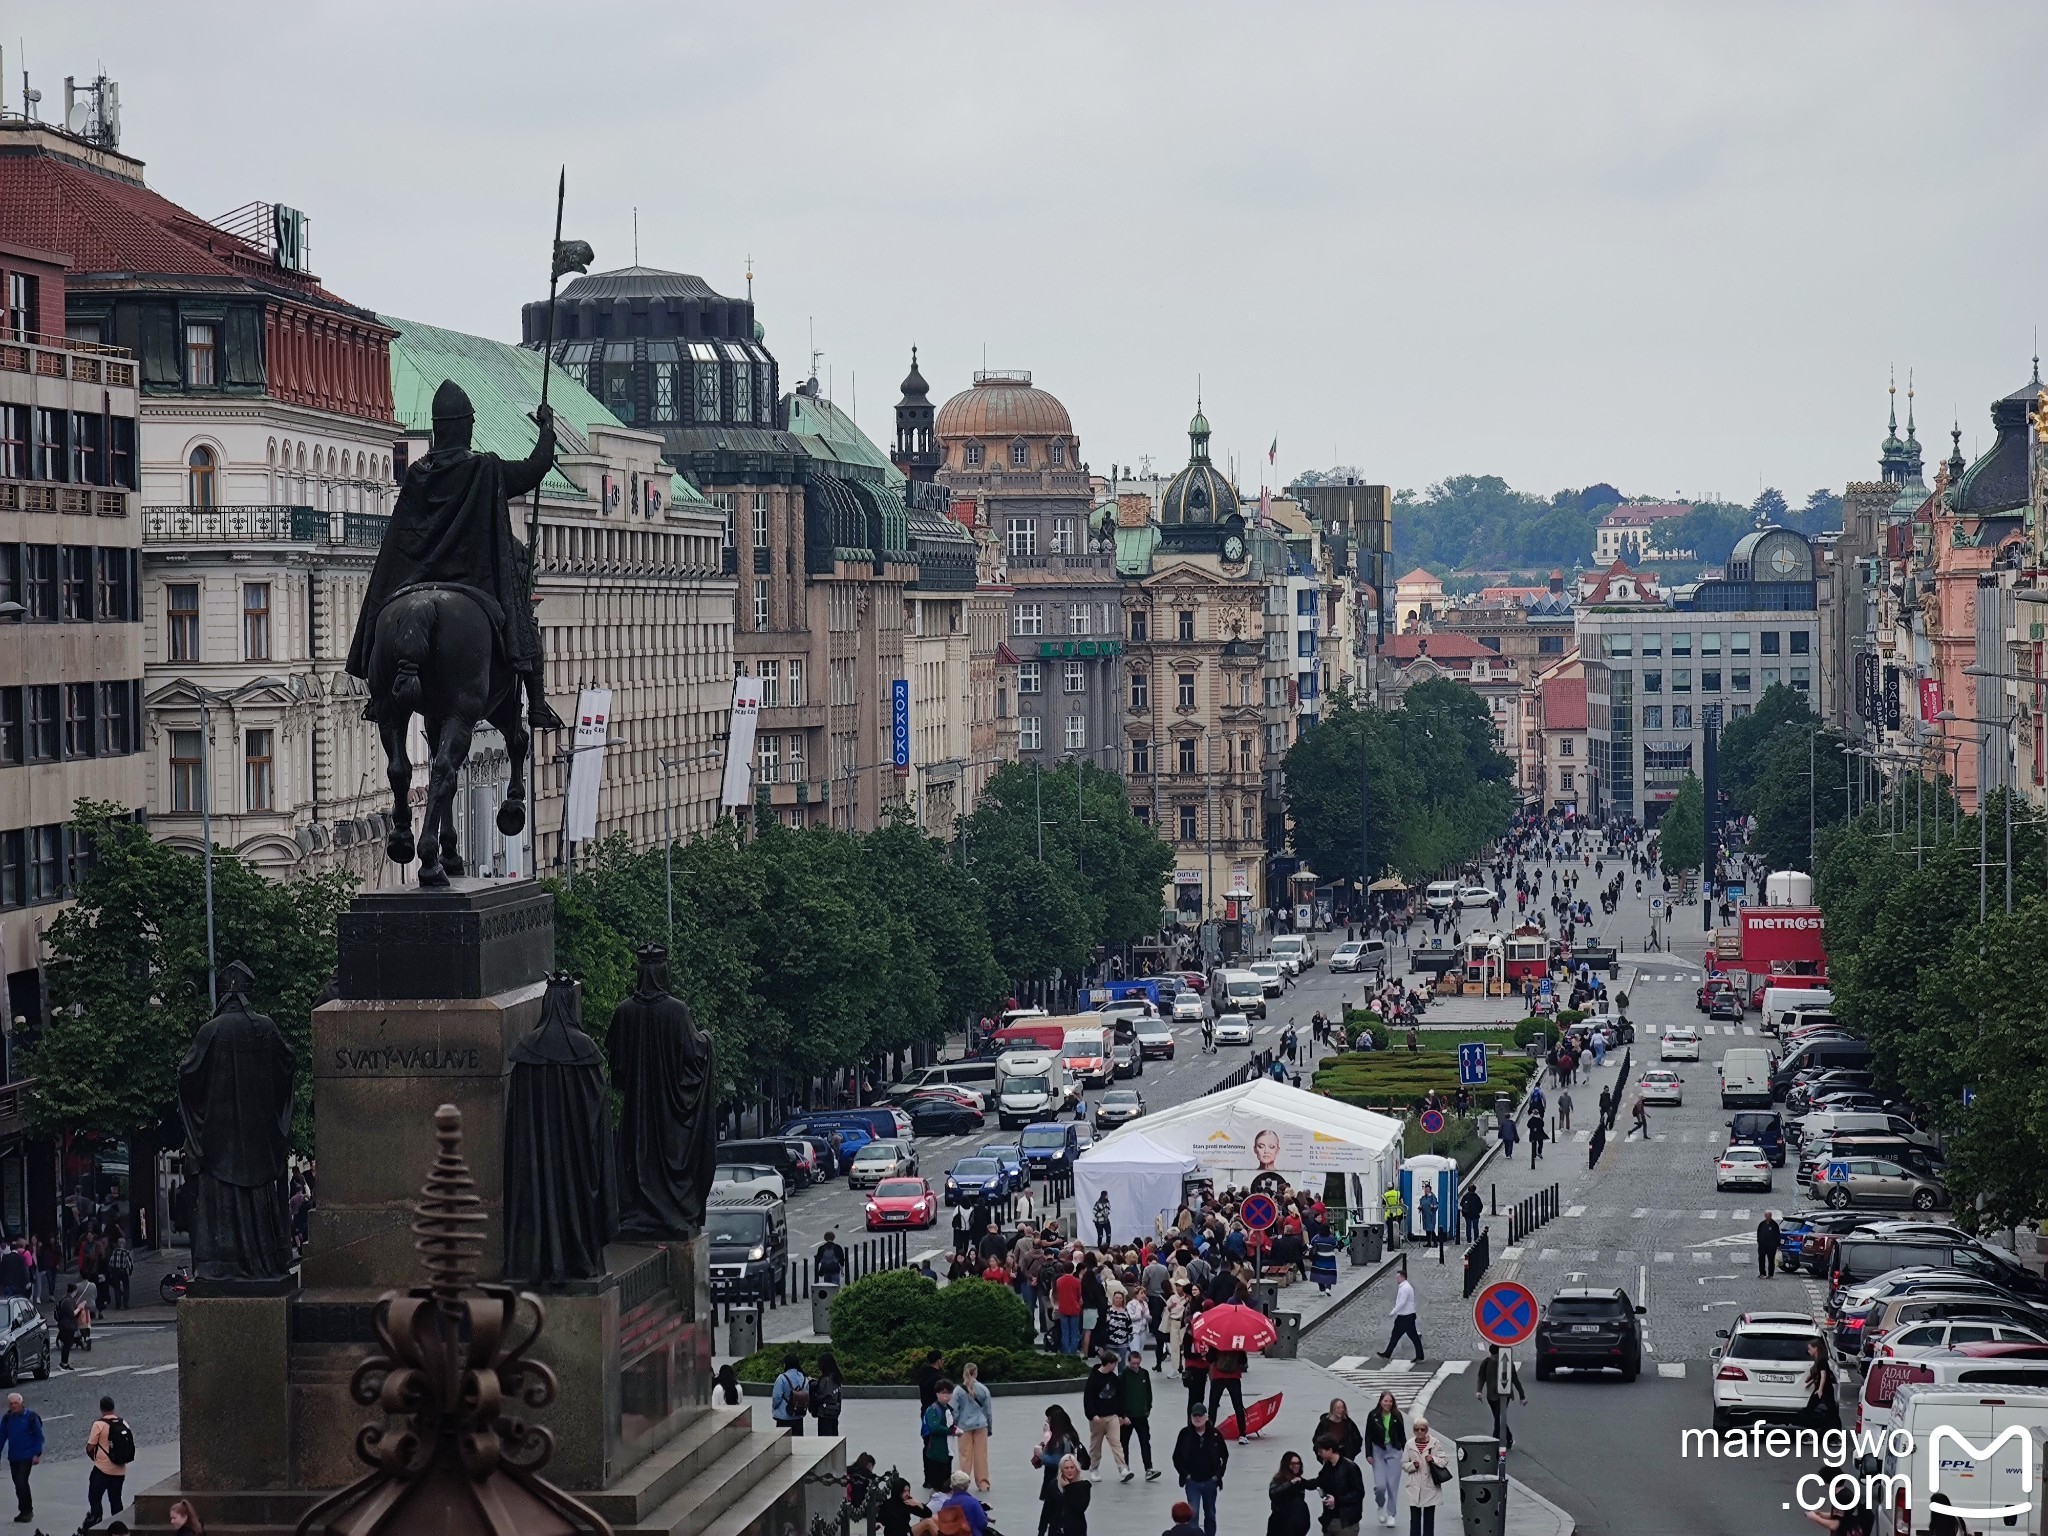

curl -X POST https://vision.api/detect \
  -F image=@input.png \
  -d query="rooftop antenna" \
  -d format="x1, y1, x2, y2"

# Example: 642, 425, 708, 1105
745, 252, 753, 302
632, 207, 639, 265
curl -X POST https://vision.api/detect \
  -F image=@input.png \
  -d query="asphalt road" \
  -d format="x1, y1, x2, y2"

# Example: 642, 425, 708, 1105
9, 1319, 181, 1469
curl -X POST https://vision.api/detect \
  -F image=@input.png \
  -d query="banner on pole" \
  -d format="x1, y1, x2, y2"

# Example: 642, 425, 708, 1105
721, 675, 765, 808
891, 678, 911, 778
565, 686, 613, 843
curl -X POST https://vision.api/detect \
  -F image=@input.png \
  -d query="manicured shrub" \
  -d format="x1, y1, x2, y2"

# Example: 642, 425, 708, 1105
828, 1268, 938, 1357
928, 1278, 1033, 1351
1513, 1018, 1554, 1049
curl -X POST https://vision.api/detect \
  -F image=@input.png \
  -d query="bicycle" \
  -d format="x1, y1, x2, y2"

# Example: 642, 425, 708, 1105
160, 1267, 193, 1305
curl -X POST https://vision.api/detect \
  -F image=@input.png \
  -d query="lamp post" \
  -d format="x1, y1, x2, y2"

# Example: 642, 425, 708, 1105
175, 676, 288, 1007
1939, 705, 2021, 916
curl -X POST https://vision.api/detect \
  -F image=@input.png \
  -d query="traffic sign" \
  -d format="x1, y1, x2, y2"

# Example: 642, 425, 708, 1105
1650, 897, 1665, 913
1963, 1086, 1977, 1107
1420, 1108, 1447, 1136
1458, 1042, 1490, 1086
1473, 1281, 1539, 1348
1241, 1192, 1279, 1231
1826, 1162, 1850, 1184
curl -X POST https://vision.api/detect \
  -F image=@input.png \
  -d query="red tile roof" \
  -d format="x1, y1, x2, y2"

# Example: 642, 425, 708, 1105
1382, 632, 1496, 662
1542, 676, 1588, 731
1396, 566, 1443, 587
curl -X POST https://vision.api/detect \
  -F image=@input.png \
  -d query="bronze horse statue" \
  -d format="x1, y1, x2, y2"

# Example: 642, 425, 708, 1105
346, 382, 565, 887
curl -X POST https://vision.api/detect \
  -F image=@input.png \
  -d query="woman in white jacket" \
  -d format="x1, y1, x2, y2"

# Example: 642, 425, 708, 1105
1398, 1417, 1452, 1536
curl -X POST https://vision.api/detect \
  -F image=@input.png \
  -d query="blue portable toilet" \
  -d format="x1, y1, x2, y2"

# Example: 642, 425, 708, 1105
1399, 1155, 1459, 1240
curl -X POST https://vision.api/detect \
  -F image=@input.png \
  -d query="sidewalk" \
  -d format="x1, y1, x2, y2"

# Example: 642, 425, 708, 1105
28, 1443, 179, 1535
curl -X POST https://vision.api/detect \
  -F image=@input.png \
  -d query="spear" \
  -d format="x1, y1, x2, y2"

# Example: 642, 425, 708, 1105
526, 167, 592, 566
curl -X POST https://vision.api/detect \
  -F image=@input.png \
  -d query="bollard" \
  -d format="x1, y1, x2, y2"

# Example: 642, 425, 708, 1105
1490, 1182, 1497, 1216
1457, 1435, 1508, 1536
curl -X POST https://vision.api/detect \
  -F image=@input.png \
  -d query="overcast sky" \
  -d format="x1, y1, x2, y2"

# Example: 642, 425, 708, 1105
21, 3, 2048, 505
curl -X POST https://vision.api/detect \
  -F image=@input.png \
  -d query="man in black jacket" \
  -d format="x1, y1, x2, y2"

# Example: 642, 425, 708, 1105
1312, 1437, 1367, 1536
1171, 1405, 1229, 1536
1083, 1351, 1132, 1482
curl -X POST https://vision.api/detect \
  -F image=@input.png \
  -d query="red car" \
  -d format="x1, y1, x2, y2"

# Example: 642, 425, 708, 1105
866, 1177, 939, 1231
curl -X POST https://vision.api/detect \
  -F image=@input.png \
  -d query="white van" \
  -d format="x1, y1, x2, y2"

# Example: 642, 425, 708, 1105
1426, 880, 1460, 913
1762, 986, 1834, 1035
993, 1051, 1063, 1128
1719, 1047, 1774, 1109
1879, 1384, 2048, 1532
1220, 968, 1267, 1019
1859, 1355, 2048, 1442
1269, 934, 1315, 973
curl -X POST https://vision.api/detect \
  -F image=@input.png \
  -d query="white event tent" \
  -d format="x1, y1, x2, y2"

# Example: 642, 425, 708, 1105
1071, 1132, 1200, 1243
1080, 1080, 1404, 1230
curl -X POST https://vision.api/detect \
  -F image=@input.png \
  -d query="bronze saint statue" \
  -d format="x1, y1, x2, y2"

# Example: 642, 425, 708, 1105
503, 974, 616, 1284
176, 960, 296, 1282
607, 946, 717, 1239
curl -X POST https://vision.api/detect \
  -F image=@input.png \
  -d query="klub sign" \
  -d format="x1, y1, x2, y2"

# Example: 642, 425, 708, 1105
1740, 907, 1827, 965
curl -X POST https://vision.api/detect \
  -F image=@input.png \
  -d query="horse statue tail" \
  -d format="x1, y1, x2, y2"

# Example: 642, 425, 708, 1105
390, 658, 424, 717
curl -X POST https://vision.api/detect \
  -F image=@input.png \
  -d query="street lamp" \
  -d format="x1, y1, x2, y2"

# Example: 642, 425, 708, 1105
1939, 705, 2022, 917
173, 676, 289, 1007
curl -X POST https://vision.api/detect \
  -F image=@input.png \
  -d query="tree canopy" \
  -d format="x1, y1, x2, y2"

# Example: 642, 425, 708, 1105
1657, 773, 1704, 874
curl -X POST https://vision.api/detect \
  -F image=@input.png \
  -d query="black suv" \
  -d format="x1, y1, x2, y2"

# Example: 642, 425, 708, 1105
1534, 1286, 1646, 1381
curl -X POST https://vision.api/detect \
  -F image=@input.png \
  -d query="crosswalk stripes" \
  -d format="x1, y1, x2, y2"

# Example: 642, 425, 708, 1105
1657, 1362, 1687, 1378
1330, 1359, 1469, 1413
133, 1362, 179, 1376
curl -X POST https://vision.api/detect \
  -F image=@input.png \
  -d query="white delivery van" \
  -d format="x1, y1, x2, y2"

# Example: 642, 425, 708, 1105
1860, 1356, 2048, 1443
1269, 934, 1315, 973
1719, 1047, 1775, 1109
993, 1051, 1063, 1128
1762, 986, 1834, 1035
1426, 880, 1460, 912
1880, 1383, 2048, 1533
1219, 968, 1267, 1019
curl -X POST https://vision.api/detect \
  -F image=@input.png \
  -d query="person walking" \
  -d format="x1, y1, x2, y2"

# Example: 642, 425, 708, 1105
1459, 1187, 1482, 1246
79, 1396, 132, 1531
1498, 1115, 1519, 1163
1398, 1418, 1451, 1536
1032, 1406, 1088, 1536
1049, 1455, 1092, 1536
951, 1362, 993, 1491
815, 1230, 847, 1286
55, 1283, 85, 1371
1093, 1191, 1114, 1251
1527, 1112, 1547, 1165
1312, 1437, 1367, 1536
1629, 1093, 1649, 1140
1, 1392, 42, 1522
1267, 1449, 1313, 1536
105, 1236, 132, 1312
1314, 1399, 1364, 1462
1171, 1404, 1229, 1536
810, 1350, 845, 1438
1363, 1391, 1405, 1528
1476, 1346, 1526, 1450
1206, 1338, 1249, 1437
1803, 1339, 1841, 1432
1376, 1271, 1424, 1363
1556, 1088, 1573, 1132
1120, 1350, 1160, 1481
1757, 1213, 1782, 1279
1083, 1351, 1131, 1482
769, 1353, 809, 1435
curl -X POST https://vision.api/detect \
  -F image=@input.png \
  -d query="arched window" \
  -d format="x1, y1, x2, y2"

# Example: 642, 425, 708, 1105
188, 445, 217, 507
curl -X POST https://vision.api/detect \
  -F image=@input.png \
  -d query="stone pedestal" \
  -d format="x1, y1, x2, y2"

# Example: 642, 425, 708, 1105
176, 1293, 291, 1490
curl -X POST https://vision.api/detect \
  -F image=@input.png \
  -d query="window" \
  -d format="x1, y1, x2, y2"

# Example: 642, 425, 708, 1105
786, 734, 804, 783
33, 409, 64, 482
60, 546, 92, 621
62, 683, 93, 759
97, 681, 134, 756
1560, 770, 1575, 791
184, 323, 218, 387
25, 686, 57, 762
1702, 632, 1722, 656
1538, 634, 1564, 654
188, 445, 217, 507
1242, 804, 1255, 840
1672, 668, 1691, 693
0, 404, 26, 479
245, 729, 274, 810
28, 827, 59, 903
1069, 603, 1091, 634
1063, 660, 1085, 693
1671, 704, 1694, 729
1732, 668, 1752, 692
1761, 631, 1781, 656
1641, 670, 1662, 694
0, 689, 18, 765
168, 583, 200, 661
787, 658, 806, 706
1640, 632, 1662, 657
1791, 665, 1811, 694
1129, 610, 1148, 643
1009, 441, 1029, 468
1050, 439, 1066, 466
242, 582, 272, 660
1013, 603, 1043, 636
1130, 738, 1151, 775
1762, 666, 1781, 689
1129, 672, 1149, 710
964, 443, 983, 467
1296, 589, 1319, 616
1560, 738, 1574, 757
1238, 735, 1254, 773
1298, 669, 1319, 701
1177, 672, 1196, 710
695, 361, 721, 420
1790, 631, 1810, 655
1064, 714, 1085, 751
96, 548, 134, 622
731, 362, 752, 422
653, 361, 677, 422
1050, 518, 1075, 555
1266, 723, 1287, 754
23, 546, 54, 620
1177, 609, 1196, 642
753, 579, 769, 630
69, 412, 101, 485
170, 729, 203, 811
1019, 715, 1042, 751
1178, 804, 1198, 841
109, 415, 134, 489
1731, 631, 1752, 655
1670, 632, 1692, 657
757, 732, 779, 787
0, 829, 17, 910
1133, 803, 1150, 826
1018, 662, 1042, 695
759, 659, 781, 708
1297, 631, 1317, 657
1604, 633, 1633, 657
752, 501, 769, 551
1702, 669, 1722, 693
1177, 737, 1197, 774
1006, 518, 1036, 558
3, 273, 33, 341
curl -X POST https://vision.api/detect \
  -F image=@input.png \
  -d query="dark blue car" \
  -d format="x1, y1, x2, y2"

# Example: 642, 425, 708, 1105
1020, 1121, 1079, 1176
946, 1157, 1010, 1207
779, 1117, 874, 1174
980, 1140, 1027, 1193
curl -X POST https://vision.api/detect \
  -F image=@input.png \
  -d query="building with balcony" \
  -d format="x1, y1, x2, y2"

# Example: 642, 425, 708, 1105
1580, 529, 1819, 824
0, 240, 142, 1025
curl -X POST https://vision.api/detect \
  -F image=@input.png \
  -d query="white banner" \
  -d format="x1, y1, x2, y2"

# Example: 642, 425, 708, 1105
565, 686, 612, 843
721, 675, 764, 808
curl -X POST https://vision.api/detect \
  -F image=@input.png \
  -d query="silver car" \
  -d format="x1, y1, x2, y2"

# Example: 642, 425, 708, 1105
849, 1138, 918, 1189
1819, 1156, 1948, 1211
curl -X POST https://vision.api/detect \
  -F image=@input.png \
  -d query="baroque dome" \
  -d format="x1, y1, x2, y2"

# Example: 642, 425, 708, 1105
935, 370, 1074, 440
1161, 404, 1239, 526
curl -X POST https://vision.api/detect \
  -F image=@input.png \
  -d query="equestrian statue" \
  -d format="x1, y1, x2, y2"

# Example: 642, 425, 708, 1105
344, 381, 565, 886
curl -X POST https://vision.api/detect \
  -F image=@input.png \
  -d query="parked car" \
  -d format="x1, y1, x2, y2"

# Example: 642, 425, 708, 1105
1876, 1314, 2048, 1359
1710, 1311, 1828, 1431
1534, 1286, 1645, 1381
707, 1198, 789, 1301
864, 1177, 939, 1231
848, 1139, 918, 1188
1827, 1235, 2048, 1305
1136, 1017, 1177, 1060
716, 1138, 816, 1191
1715, 1144, 1773, 1192
0, 1297, 47, 1387
904, 1094, 984, 1137
1213, 1012, 1253, 1046
979, 1139, 1027, 1192
1331, 938, 1389, 976
1095, 1088, 1146, 1128
1817, 1156, 1948, 1211
1457, 885, 1495, 909
779, 1117, 871, 1174
1171, 991, 1206, 1023
1660, 1026, 1701, 1062
1639, 1069, 1684, 1106
710, 1162, 785, 1203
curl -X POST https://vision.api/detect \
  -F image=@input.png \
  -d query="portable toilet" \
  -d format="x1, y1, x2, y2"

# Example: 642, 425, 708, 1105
1399, 1154, 1459, 1239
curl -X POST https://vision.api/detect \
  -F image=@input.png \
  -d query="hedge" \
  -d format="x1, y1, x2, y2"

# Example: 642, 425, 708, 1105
1312, 1055, 1536, 1109
1513, 1017, 1555, 1049
828, 1271, 1034, 1357
736, 1343, 1091, 1386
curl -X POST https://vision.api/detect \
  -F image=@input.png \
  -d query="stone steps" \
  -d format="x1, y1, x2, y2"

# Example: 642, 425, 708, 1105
621, 1422, 819, 1536
697, 1433, 842, 1536
583, 1403, 756, 1525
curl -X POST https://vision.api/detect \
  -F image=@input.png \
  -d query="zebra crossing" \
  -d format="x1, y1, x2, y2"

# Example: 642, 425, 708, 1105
1501, 1246, 1771, 1267
1326, 1357, 1469, 1412
1641, 1021, 1759, 1036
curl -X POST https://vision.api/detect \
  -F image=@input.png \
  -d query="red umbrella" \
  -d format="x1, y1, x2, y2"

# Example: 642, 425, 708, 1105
1191, 1301, 1278, 1353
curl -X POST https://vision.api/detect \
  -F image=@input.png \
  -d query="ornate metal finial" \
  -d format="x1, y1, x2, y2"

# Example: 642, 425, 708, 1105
411, 1104, 488, 1318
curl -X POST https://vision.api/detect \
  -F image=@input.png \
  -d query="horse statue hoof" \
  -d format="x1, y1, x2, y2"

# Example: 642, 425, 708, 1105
417, 863, 449, 889
441, 854, 467, 878
496, 801, 527, 836
386, 830, 416, 864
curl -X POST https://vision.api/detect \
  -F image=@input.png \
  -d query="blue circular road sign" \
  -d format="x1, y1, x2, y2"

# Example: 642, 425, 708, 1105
1473, 1280, 1539, 1348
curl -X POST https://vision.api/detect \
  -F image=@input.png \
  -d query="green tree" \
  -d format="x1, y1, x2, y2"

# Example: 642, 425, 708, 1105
1751, 487, 1789, 526
866, 818, 1007, 1033
32, 801, 354, 1148
1658, 774, 1704, 874
1715, 683, 1817, 809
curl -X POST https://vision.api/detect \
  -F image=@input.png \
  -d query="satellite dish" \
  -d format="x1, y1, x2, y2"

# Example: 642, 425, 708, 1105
66, 100, 89, 134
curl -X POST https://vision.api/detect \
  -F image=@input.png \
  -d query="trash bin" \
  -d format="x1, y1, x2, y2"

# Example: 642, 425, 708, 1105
1351, 1225, 1382, 1265
1250, 1278, 1281, 1316
1455, 1435, 1507, 1536
1493, 1091, 1513, 1120
727, 1305, 762, 1360
812, 1283, 840, 1336
1267, 1311, 1302, 1360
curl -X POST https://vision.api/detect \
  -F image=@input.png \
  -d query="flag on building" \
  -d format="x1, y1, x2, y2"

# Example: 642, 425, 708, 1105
1268, 436, 1278, 465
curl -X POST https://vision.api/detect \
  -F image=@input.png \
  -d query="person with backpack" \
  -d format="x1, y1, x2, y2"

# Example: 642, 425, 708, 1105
814, 1232, 847, 1287
770, 1353, 809, 1436
106, 1235, 133, 1311
81, 1396, 133, 1530
808, 1350, 844, 1438
1, 1392, 43, 1522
